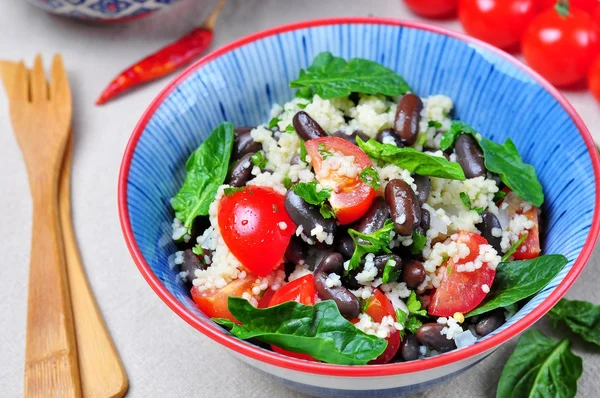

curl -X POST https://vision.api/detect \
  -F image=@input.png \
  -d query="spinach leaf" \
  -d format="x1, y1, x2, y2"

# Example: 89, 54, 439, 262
466, 254, 568, 317
548, 298, 600, 346
480, 137, 544, 207
439, 120, 478, 151
290, 52, 411, 99
171, 122, 234, 231
213, 297, 387, 365
497, 330, 582, 398
347, 219, 394, 271
357, 138, 465, 180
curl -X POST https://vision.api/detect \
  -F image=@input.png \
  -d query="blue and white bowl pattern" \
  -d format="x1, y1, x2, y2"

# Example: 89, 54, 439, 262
120, 19, 599, 397
28, 0, 181, 21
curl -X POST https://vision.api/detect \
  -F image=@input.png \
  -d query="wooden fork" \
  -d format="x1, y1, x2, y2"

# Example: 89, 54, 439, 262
9, 55, 82, 397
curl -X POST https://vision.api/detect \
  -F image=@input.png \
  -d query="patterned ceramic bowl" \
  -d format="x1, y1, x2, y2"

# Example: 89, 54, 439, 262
28, 0, 181, 22
119, 18, 600, 397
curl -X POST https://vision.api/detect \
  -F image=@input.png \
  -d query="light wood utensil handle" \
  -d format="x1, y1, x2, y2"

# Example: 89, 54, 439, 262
59, 137, 128, 398
25, 171, 82, 398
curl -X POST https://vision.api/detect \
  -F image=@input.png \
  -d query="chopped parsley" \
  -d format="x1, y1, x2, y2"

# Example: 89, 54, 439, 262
268, 117, 280, 129
272, 204, 278, 213
251, 151, 267, 168
359, 166, 381, 190
285, 124, 295, 133
291, 182, 334, 218
459, 192, 484, 215
319, 203, 335, 219
192, 244, 205, 257
299, 140, 309, 163
396, 291, 428, 336
428, 120, 442, 129
283, 175, 292, 190
381, 258, 401, 284
297, 102, 308, 109
318, 143, 333, 159
494, 190, 507, 203
409, 231, 426, 255
502, 232, 529, 262
347, 220, 394, 271
223, 186, 245, 197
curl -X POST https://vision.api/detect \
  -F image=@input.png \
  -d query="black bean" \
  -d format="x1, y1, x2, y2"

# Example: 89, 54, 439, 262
332, 130, 370, 145
475, 309, 505, 337
372, 254, 403, 278
476, 211, 503, 253
394, 93, 423, 146
416, 323, 457, 352
355, 197, 390, 238
385, 179, 421, 236
180, 249, 206, 287
413, 175, 431, 205
285, 235, 308, 265
420, 209, 430, 233
335, 235, 355, 260
284, 262, 297, 280
293, 111, 327, 141
314, 271, 360, 319
314, 252, 344, 274
227, 153, 254, 187
400, 259, 426, 289
376, 128, 404, 147
400, 334, 420, 361
454, 134, 486, 178
232, 127, 261, 160
174, 216, 210, 250
284, 190, 336, 237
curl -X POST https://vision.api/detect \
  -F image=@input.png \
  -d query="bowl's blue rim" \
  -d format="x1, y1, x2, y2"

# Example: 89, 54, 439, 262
118, 17, 600, 377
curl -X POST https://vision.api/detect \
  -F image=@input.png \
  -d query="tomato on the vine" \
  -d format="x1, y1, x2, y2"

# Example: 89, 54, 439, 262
404, 0, 458, 18
522, 3, 600, 87
428, 232, 496, 317
589, 56, 600, 102
537, 0, 599, 13
219, 186, 295, 277
458, 0, 537, 50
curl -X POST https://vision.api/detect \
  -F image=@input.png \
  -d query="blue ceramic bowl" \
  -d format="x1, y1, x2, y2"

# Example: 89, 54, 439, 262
119, 18, 600, 397
28, 0, 181, 22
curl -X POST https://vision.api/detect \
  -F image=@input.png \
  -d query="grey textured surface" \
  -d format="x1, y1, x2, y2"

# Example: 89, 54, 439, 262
1, 1, 599, 397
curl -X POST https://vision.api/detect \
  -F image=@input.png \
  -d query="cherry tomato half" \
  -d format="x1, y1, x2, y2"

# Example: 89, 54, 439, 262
428, 232, 496, 317
305, 136, 376, 225
593, 4, 600, 26
502, 191, 541, 260
537, 0, 599, 13
268, 274, 318, 361
191, 274, 256, 322
358, 289, 401, 364
219, 187, 295, 277
522, 5, 600, 87
458, 0, 537, 50
590, 56, 600, 103
404, 0, 458, 18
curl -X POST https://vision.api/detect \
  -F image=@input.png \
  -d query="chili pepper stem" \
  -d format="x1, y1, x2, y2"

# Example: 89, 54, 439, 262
203, 0, 227, 30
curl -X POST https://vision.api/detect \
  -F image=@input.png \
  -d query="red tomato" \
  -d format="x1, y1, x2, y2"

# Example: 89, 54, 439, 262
502, 191, 541, 260
458, 0, 537, 50
593, 4, 600, 26
219, 187, 295, 277
191, 274, 256, 322
305, 137, 375, 225
257, 287, 277, 308
358, 289, 401, 364
522, 6, 600, 87
537, 0, 599, 13
268, 275, 318, 361
404, 0, 458, 18
428, 232, 496, 317
590, 56, 600, 103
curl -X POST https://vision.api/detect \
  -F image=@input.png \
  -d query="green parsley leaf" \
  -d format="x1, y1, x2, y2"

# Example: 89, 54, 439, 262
459, 192, 485, 215
428, 120, 443, 129
381, 258, 401, 284
272, 204, 278, 213
291, 182, 331, 205
359, 166, 381, 190
357, 137, 465, 180
501, 233, 529, 262
319, 203, 335, 219
297, 102, 308, 110
318, 143, 333, 159
295, 86, 313, 100
251, 151, 267, 169
395, 293, 427, 336
362, 297, 374, 313
285, 124, 295, 133
347, 220, 394, 271
439, 120, 478, 151
447, 265, 452, 276
409, 231, 426, 255
290, 52, 412, 99
299, 140, 308, 163
283, 175, 292, 190
192, 244, 204, 257
223, 186, 245, 197
405, 316, 423, 334
493, 190, 507, 203
480, 137, 544, 206
268, 117, 281, 129
406, 291, 427, 317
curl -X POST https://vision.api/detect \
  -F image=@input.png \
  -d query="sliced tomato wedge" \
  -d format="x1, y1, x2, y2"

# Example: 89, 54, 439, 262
428, 232, 496, 317
502, 190, 541, 260
268, 274, 318, 361
305, 136, 376, 224
191, 274, 256, 322
219, 187, 295, 276
356, 289, 401, 364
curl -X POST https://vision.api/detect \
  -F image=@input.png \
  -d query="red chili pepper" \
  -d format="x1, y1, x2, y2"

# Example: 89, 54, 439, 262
96, 0, 226, 105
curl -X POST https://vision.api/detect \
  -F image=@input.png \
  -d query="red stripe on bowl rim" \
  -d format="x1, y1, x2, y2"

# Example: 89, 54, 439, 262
118, 17, 600, 377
